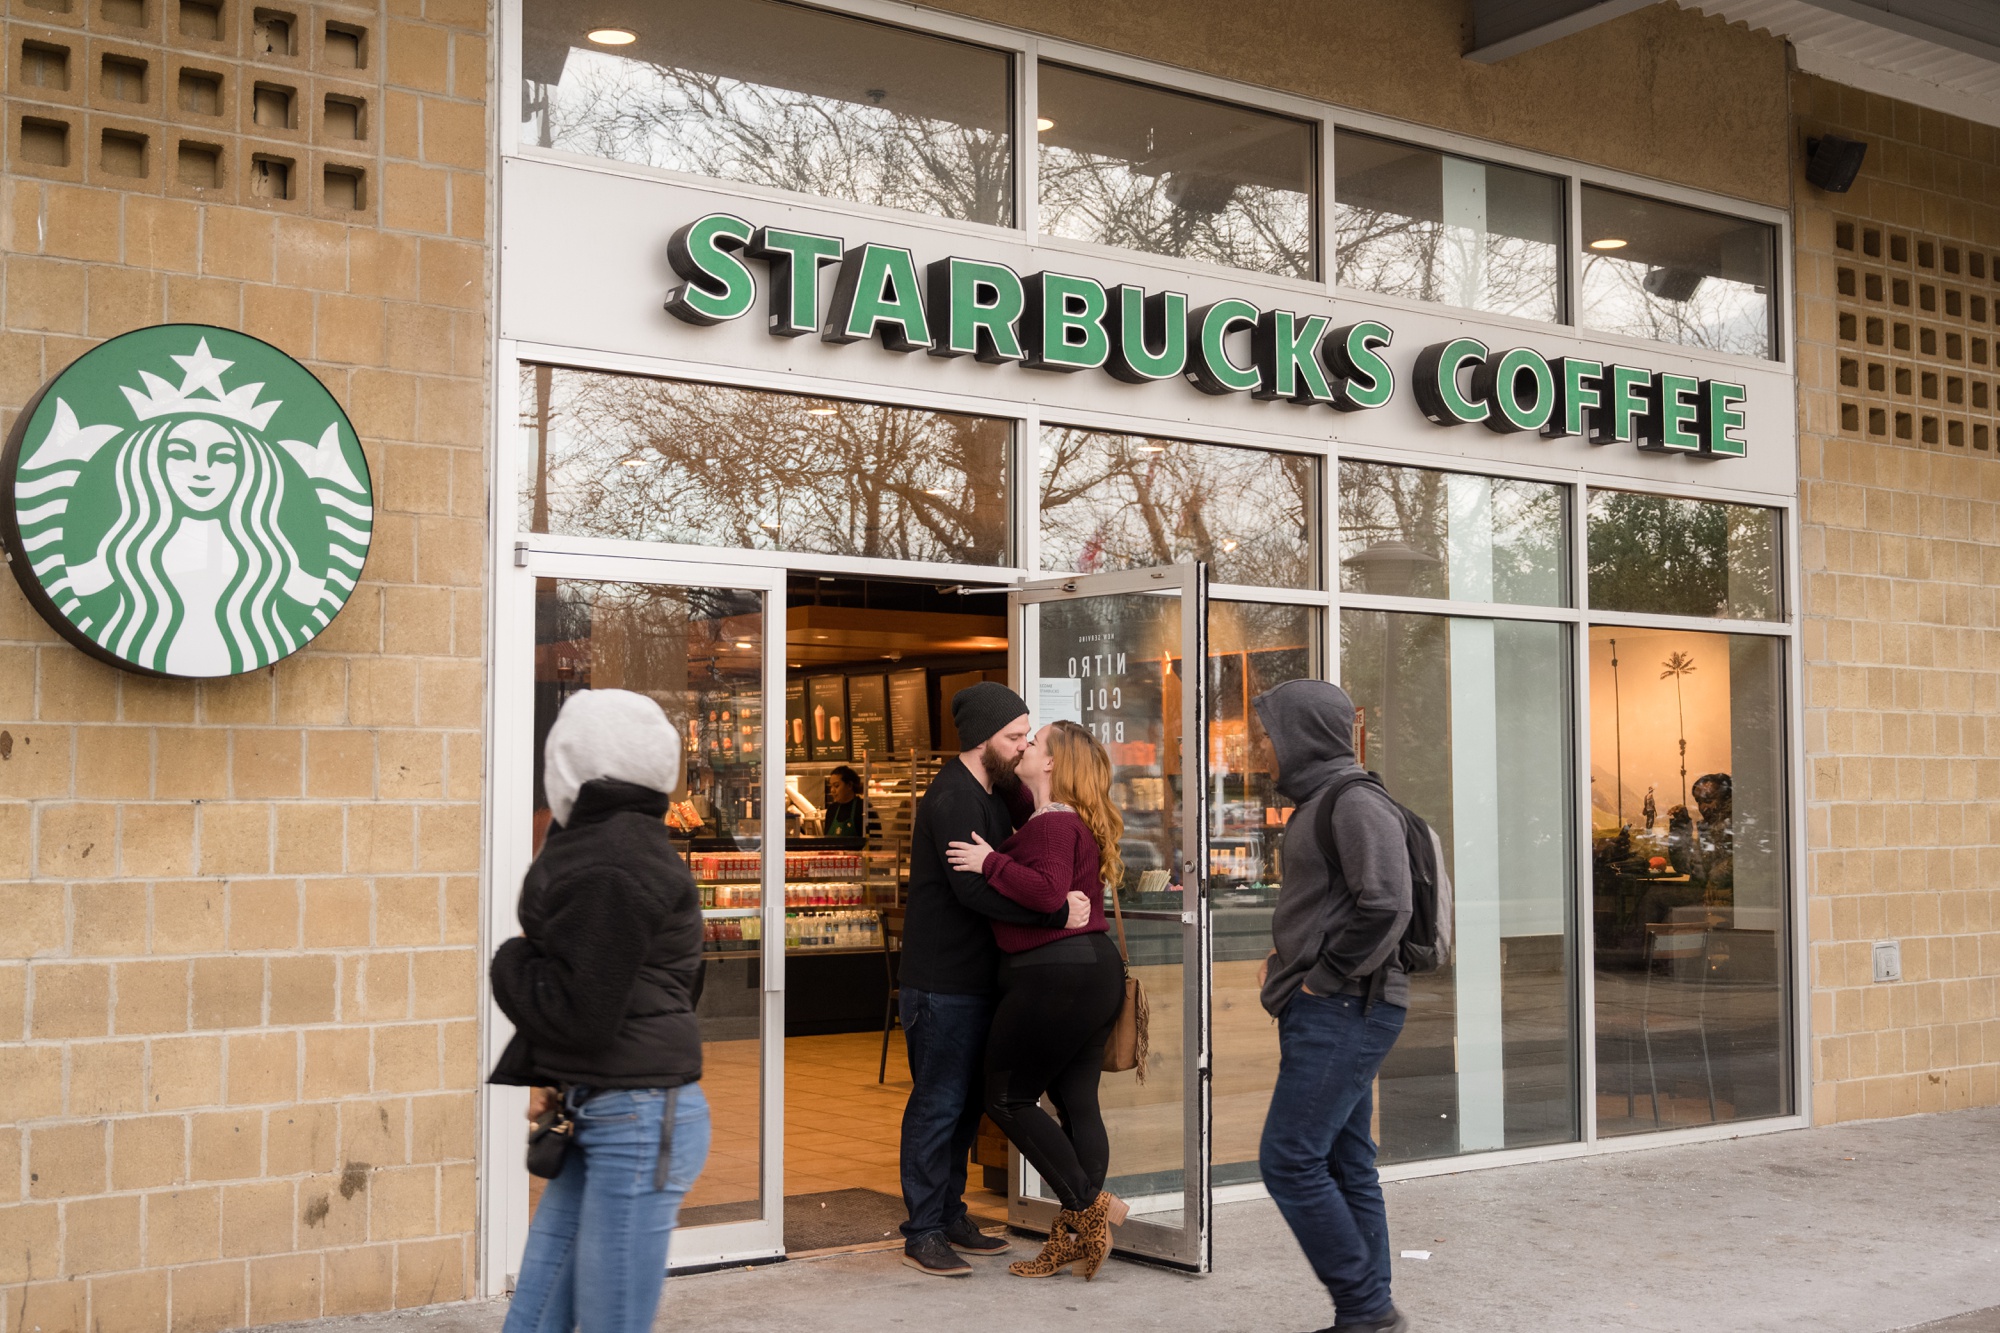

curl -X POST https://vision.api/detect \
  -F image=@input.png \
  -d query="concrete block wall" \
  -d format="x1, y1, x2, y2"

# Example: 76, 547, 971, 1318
0, 2, 491, 1330
1794, 72, 2000, 1123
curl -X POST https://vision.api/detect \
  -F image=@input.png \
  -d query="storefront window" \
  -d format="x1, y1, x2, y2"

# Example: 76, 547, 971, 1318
1039, 426, 1317, 588
1340, 610, 1579, 1161
1332, 129, 1563, 323
530, 576, 769, 1225
520, 365, 1011, 565
1587, 490, 1780, 621
520, 0, 1014, 226
1580, 186, 1776, 359
1036, 64, 1315, 279
1207, 601, 1316, 1186
1339, 462, 1567, 607
1589, 628, 1789, 1134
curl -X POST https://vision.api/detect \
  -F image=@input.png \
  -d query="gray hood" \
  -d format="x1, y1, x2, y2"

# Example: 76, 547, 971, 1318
1253, 678, 1359, 804
544, 688, 682, 826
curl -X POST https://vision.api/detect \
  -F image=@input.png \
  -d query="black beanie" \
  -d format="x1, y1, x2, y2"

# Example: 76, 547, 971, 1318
952, 682, 1029, 751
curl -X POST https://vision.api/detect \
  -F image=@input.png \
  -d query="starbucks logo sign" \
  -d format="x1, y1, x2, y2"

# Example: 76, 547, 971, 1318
2, 325, 373, 678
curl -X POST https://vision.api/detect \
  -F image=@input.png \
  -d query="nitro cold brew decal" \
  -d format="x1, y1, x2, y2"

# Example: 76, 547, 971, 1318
1, 325, 374, 678
663, 212, 1750, 461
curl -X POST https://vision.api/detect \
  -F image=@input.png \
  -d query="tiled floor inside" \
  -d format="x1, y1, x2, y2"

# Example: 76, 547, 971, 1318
679, 1029, 1007, 1240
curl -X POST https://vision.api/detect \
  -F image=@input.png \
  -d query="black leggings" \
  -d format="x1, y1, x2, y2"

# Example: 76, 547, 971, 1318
983, 932, 1127, 1213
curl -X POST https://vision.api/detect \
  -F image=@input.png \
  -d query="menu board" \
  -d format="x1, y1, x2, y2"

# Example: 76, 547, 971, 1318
888, 668, 930, 754
785, 679, 808, 762
807, 675, 849, 761
847, 673, 890, 759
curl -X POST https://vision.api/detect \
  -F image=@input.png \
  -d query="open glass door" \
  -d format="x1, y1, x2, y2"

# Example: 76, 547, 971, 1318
1008, 563, 1211, 1272
489, 549, 787, 1281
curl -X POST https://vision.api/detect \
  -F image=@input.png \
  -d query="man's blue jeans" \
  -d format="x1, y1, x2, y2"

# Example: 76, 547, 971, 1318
898, 986, 995, 1241
504, 1084, 712, 1333
1259, 991, 1407, 1325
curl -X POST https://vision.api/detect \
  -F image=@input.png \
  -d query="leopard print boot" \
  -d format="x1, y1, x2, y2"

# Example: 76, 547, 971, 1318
1072, 1190, 1131, 1281
1006, 1211, 1089, 1278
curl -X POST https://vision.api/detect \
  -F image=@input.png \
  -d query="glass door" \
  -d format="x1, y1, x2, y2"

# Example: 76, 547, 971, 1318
489, 550, 787, 1277
1007, 563, 1212, 1272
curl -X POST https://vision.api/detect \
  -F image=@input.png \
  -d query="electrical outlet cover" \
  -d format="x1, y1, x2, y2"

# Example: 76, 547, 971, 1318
1872, 939, 1902, 983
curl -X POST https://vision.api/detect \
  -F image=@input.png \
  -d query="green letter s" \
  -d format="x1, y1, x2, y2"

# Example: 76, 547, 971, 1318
665, 214, 756, 326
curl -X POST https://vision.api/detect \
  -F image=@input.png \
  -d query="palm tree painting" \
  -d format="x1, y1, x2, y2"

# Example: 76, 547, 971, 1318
1660, 650, 1697, 807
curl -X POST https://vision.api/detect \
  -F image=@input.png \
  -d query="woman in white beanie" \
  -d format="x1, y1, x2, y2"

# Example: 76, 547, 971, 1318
490, 688, 710, 1333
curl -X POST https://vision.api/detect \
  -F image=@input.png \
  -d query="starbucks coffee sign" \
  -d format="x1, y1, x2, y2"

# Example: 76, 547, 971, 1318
664, 212, 1751, 461
1, 325, 373, 678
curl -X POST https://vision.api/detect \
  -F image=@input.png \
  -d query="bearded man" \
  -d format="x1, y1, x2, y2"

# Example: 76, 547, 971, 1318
896, 683, 1092, 1277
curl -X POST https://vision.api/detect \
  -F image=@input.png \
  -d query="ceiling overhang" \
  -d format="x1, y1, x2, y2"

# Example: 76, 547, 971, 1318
1465, 0, 2000, 128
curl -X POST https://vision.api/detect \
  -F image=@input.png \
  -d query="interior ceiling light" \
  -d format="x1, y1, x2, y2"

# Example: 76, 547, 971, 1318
620, 457, 645, 467
734, 640, 752, 648
926, 488, 950, 496
1138, 444, 1167, 453
1588, 237, 1628, 250
1036, 117, 1056, 131
806, 404, 838, 415
587, 28, 637, 45
1222, 539, 1238, 552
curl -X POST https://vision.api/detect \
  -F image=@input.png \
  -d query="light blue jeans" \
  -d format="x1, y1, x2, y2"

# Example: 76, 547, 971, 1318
504, 1084, 712, 1333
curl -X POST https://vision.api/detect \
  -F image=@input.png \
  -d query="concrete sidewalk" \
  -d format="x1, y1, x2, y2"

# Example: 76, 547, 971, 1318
294, 1107, 2000, 1333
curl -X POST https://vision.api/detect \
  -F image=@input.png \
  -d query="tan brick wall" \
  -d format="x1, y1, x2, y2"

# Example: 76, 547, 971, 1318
0, 2, 490, 1330
1794, 72, 2000, 1123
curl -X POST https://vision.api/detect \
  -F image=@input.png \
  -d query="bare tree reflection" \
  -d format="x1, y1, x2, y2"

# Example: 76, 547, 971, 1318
1338, 462, 1565, 604
1040, 427, 1314, 587
1580, 255, 1771, 358
528, 50, 1012, 225
1038, 146, 1313, 279
1333, 204, 1559, 321
522, 366, 1010, 566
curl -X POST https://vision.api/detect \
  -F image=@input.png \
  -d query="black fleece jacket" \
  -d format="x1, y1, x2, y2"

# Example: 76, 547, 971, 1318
489, 779, 705, 1088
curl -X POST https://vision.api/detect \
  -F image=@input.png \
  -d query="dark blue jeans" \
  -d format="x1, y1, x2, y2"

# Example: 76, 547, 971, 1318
1259, 991, 1407, 1325
898, 986, 995, 1241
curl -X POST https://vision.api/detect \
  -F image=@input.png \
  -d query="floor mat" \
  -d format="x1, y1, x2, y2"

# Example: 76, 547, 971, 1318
784, 1188, 910, 1252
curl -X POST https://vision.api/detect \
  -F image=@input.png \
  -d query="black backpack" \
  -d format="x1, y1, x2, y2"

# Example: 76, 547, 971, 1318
1312, 770, 1452, 974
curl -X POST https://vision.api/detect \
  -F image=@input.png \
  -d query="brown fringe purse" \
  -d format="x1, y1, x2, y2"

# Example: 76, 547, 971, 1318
1100, 884, 1150, 1083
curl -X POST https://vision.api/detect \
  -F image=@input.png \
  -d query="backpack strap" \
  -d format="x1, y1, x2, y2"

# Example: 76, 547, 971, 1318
1311, 769, 1385, 880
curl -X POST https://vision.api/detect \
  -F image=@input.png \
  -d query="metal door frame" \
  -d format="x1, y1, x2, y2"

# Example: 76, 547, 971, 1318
482, 544, 788, 1285
1006, 562, 1212, 1273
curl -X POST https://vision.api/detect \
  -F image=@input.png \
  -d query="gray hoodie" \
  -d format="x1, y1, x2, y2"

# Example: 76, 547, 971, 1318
1254, 679, 1412, 1015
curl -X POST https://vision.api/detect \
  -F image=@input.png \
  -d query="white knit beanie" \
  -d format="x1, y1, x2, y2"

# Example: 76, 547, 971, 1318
543, 688, 682, 826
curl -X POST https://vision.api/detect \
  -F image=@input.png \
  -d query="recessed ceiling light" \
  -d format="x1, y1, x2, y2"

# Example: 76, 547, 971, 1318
734, 640, 752, 648
806, 404, 838, 415
1036, 117, 1055, 132
1589, 237, 1628, 250
620, 457, 645, 467
1221, 539, 1238, 552
587, 28, 637, 45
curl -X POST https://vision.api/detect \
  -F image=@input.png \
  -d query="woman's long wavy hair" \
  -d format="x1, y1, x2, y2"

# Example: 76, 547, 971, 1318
92, 421, 307, 673
1044, 719, 1125, 892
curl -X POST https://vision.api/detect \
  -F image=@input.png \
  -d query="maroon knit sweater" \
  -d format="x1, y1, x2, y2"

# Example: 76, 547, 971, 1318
982, 806, 1111, 954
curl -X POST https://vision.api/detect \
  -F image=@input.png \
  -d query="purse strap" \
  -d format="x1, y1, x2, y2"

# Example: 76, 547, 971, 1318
1106, 878, 1131, 966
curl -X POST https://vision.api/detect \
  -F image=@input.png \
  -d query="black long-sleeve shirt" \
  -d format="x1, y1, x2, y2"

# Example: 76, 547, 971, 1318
900, 758, 1069, 994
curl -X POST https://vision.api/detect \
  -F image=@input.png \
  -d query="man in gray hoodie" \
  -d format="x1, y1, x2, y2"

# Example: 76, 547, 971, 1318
1252, 679, 1413, 1333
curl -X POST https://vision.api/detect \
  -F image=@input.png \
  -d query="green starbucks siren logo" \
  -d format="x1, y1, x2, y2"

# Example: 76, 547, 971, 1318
1, 325, 373, 678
